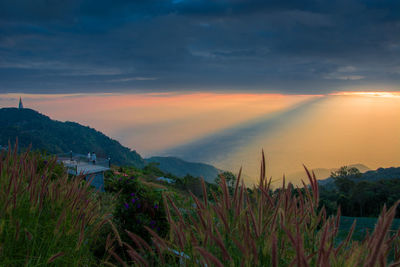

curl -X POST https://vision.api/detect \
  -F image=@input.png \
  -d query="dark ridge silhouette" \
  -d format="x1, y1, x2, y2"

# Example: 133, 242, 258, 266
0, 108, 145, 167
146, 156, 222, 183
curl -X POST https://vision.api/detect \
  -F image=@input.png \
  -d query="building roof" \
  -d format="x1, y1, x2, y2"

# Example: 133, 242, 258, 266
57, 152, 110, 175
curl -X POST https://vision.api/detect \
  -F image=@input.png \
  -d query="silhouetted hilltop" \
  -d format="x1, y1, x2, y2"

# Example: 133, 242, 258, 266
360, 167, 400, 181
146, 156, 222, 183
318, 165, 400, 187
0, 108, 145, 167
286, 164, 370, 184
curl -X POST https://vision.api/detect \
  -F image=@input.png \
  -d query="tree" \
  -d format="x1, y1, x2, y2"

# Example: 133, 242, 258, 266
143, 162, 164, 176
331, 166, 361, 179
331, 166, 361, 195
215, 171, 237, 190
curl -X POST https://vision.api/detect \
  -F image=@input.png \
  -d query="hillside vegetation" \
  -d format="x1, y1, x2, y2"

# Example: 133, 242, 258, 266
3, 144, 400, 266
120, 157, 400, 266
146, 156, 221, 183
0, 108, 144, 167
318, 166, 400, 187
319, 166, 400, 217
0, 146, 112, 266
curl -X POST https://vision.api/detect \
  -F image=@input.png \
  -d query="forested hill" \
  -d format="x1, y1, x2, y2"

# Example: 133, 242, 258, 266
318, 166, 400, 217
0, 108, 145, 167
146, 156, 222, 183
361, 167, 400, 181
319, 166, 400, 187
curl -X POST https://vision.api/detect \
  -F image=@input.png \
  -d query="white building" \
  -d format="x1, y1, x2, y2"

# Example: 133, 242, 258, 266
58, 153, 110, 191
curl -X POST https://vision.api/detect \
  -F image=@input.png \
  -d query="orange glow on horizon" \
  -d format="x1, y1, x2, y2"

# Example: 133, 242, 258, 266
331, 91, 400, 98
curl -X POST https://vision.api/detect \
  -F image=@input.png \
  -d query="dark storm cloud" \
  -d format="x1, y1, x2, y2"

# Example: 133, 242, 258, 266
0, 0, 399, 93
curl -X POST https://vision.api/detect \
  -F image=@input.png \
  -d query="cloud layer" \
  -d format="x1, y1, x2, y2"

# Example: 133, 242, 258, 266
1, 0, 399, 93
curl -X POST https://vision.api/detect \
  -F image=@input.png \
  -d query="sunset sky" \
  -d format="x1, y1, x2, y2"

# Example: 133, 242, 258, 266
1, 1, 400, 184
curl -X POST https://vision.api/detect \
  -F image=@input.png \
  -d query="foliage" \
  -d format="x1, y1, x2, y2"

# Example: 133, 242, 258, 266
319, 166, 400, 188
215, 171, 237, 190
331, 166, 361, 194
174, 174, 204, 197
142, 162, 165, 177
320, 177, 400, 217
360, 167, 400, 182
120, 154, 400, 266
146, 156, 221, 183
331, 166, 362, 180
318, 165, 400, 218
105, 172, 169, 244
0, 142, 111, 266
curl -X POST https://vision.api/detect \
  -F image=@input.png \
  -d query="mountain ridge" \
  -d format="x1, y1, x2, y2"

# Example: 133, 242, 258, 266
0, 108, 224, 180
318, 165, 400, 187
0, 108, 145, 167
145, 156, 222, 183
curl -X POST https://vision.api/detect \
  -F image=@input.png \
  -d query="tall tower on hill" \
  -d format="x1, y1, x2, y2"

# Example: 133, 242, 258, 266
18, 97, 23, 109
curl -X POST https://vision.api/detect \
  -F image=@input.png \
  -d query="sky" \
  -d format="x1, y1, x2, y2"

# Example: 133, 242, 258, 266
1, 0, 400, 94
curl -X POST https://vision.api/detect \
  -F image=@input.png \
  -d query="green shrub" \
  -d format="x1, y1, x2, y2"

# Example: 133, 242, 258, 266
105, 173, 169, 240
0, 144, 111, 266
104, 171, 170, 264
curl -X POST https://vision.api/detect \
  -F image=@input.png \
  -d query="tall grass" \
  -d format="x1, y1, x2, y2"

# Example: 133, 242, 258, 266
0, 142, 111, 266
123, 151, 400, 266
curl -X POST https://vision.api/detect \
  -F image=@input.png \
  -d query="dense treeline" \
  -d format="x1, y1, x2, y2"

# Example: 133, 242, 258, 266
319, 166, 400, 217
